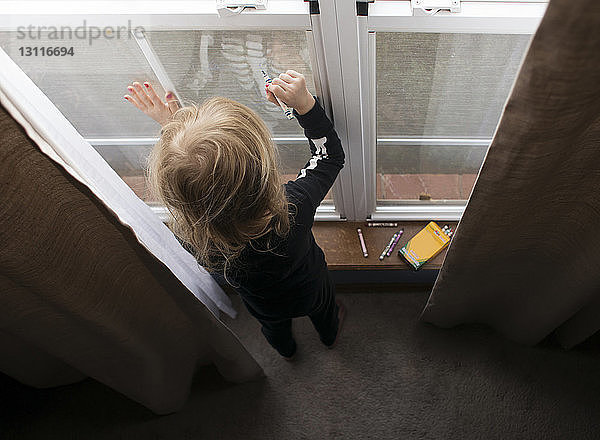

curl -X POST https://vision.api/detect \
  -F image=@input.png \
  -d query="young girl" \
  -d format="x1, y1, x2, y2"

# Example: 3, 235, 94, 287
124, 70, 345, 359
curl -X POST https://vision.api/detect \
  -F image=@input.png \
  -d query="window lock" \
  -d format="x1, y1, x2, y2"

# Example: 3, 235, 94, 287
411, 0, 460, 16
216, 0, 267, 17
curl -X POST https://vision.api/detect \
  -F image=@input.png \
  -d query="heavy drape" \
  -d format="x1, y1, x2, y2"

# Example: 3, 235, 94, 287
421, 0, 600, 349
0, 52, 262, 414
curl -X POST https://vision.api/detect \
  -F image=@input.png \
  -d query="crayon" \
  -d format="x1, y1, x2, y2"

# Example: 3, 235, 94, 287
357, 228, 368, 258
386, 229, 404, 257
379, 232, 398, 261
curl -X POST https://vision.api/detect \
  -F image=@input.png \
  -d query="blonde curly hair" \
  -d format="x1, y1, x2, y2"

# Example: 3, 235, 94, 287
147, 97, 290, 276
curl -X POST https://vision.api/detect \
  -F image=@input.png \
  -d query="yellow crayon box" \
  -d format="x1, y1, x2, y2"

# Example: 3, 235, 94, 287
398, 221, 452, 270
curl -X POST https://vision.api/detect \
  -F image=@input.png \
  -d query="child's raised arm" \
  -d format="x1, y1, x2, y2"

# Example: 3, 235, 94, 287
124, 82, 180, 126
267, 70, 345, 214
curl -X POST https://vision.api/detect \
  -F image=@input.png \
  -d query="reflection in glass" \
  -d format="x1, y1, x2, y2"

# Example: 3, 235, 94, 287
146, 30, 316, 137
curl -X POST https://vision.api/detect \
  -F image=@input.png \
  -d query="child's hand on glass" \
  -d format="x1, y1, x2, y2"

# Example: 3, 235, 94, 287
124, 82, 180, 126
266, 70, 315, 115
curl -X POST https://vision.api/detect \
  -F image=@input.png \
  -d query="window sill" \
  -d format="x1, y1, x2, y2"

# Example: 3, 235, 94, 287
312, 221, 457, 271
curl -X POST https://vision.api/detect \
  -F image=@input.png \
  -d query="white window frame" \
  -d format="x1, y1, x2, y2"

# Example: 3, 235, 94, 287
0, 0, 553, 222
0, 1, 311, 29
361, 0, 548, 221
0, 0, 347, 221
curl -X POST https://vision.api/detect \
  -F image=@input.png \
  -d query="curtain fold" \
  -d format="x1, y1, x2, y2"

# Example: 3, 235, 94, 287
0, 51, 262, 414
421, 0, 600, 349
0, 48, 234, 318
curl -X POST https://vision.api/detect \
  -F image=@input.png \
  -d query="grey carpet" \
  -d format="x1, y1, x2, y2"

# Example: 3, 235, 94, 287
2, 289, 600, 439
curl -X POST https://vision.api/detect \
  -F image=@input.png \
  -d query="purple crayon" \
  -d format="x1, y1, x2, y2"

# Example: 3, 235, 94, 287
386, 229, 404, 257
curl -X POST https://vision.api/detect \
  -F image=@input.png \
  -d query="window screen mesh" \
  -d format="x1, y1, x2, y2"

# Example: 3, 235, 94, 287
145, 30, 316, 137
0, 31, 163, 138
146, 30, 326, 198
376, 32, 531, 201
0, 30, 327, 203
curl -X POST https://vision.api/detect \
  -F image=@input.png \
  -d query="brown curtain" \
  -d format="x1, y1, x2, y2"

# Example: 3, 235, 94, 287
0, 103, 262, 414
421, 0, 600, 349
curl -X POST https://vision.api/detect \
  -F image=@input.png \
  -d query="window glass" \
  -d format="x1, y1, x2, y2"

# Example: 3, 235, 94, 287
377, 144, 486, 201
0, 29, 330, 203
145, 30, 316, 137
0, 31, 162, 138
376, 32, 531, 202
145, 30, 329, 199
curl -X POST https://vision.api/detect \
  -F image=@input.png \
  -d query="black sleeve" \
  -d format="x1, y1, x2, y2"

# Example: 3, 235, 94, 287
285, 98, 345, 214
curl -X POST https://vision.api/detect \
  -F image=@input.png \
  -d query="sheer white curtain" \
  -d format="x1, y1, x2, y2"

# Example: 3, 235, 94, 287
0, 49, 264, 414
0, 48, 234, 319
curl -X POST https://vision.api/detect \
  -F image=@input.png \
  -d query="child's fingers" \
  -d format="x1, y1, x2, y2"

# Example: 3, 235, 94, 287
278, 73, 295, 84
265, 89, 280, 106
267, 84, 287, 101
126, 87, 146, 109
270, 77, 292, 92
124, 95, 143, 111
285, 69, 303, 79
128, 84, 149, 109
143, 82, 164, 106
165, 92, 180, 113
132, 82, 153, 108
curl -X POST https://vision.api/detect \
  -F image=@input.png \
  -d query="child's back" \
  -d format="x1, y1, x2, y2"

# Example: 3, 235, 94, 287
132, 71, 345, 359
234, 98, 344, 323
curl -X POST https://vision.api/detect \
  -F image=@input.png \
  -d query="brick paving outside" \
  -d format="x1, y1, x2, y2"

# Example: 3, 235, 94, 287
377, 173, 478, 201
124, 173, 477, 205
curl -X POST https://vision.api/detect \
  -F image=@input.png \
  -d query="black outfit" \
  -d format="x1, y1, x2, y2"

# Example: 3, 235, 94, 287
230, 99, 345, 357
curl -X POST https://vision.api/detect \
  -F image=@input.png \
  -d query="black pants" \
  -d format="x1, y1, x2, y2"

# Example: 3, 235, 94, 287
239, 270, 339, 358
